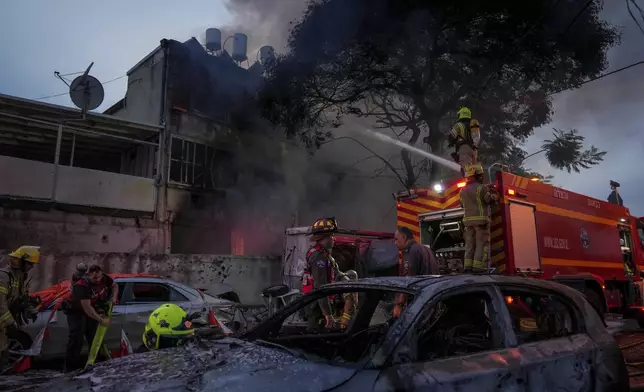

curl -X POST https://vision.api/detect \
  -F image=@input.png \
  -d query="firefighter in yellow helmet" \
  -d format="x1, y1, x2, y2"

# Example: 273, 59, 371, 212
0, 246, 40, 371
448, 107, 481, 173
459, 166, 498, 273
141, 303, 196, 352
302, 217, 339, 331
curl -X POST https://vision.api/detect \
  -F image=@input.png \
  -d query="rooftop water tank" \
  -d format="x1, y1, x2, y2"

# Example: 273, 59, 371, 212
205, 28, 222, 51
232, 33, 248, 62
258, 45, 275, 65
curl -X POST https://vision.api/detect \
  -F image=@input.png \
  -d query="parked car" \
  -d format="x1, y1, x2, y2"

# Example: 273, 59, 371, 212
19, 276, 235, 360
33, 274, 629, 391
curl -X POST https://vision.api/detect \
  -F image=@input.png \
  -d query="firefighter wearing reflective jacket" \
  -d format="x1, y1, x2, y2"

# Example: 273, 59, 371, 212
448, 107, 481, 173
460, 165, 498, 273
303, 217, 339, 331
0, 246, 40, 371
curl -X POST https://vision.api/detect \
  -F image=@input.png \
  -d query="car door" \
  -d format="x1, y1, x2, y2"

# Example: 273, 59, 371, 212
121, 280, 191, 350
373, 285, 518, 391
494, 285, 600, 391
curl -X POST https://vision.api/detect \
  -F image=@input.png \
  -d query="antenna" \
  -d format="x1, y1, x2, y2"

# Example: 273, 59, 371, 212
68, 63, 104, 115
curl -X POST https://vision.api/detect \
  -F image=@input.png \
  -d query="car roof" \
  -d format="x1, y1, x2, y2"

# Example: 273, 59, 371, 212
322, 274, 584, 298
114, 276, 180, 285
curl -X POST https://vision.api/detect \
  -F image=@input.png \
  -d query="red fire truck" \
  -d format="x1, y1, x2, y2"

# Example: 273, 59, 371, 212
395, 170, 644, 322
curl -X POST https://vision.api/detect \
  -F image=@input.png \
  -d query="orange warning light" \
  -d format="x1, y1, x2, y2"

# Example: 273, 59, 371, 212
456, 181, 466, 189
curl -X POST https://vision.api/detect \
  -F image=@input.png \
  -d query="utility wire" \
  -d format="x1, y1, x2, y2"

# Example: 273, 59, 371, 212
626, 0, 644, 37
32, 74, 128, 100
548, 60, 644, 95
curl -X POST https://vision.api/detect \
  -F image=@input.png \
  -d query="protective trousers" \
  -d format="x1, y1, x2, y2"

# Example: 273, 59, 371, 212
0, 327, 6, 353
464, 224, 490, 273
64, 311, 99, 372
458, 144, 478, 166
306, 302, 324, 332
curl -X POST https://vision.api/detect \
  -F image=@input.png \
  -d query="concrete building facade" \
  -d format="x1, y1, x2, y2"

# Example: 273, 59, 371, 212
0, 94, 167, 253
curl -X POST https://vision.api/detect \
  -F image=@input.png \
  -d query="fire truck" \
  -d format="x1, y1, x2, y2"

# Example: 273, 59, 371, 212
395, 170, 644, 322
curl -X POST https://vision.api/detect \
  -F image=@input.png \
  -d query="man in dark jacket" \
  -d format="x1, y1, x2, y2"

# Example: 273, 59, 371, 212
393, 227, 439, 317
394, 227, 440, 277
63, 265, 118, 372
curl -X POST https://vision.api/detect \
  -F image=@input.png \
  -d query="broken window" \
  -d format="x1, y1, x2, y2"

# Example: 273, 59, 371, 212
501, 289, 577, 344
259, 288, 411, 363
169, 136, 234, 189
413, 290, 496, 362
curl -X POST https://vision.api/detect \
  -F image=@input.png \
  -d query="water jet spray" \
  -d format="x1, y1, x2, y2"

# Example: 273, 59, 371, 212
360, 129, 462, 173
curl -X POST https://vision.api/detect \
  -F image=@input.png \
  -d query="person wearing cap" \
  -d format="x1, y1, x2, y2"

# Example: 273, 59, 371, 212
302, 217, 340, 331
460, 164, 499, 273
0, 246, 40, 371
448, 106, 481, 173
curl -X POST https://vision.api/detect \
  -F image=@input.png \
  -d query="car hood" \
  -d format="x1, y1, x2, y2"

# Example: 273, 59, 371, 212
38, 338, 356, 392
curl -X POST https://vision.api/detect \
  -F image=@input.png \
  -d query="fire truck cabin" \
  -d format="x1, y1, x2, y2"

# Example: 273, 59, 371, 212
395, 170, 643, 320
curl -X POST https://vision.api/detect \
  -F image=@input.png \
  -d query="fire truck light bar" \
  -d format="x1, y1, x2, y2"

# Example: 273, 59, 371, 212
456, 181, 466, 189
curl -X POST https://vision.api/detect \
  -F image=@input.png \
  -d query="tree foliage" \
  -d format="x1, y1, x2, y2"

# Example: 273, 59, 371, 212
259, 0, 619, 186
542, 128, 607, 173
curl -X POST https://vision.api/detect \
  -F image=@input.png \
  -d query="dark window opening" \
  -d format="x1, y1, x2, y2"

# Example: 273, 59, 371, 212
502, 289, 578, 344
415, 291, 494, 361
129, 283, 188, 303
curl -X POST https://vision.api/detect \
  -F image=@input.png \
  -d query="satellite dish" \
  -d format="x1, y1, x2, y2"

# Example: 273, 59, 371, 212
69, 74, 104, 111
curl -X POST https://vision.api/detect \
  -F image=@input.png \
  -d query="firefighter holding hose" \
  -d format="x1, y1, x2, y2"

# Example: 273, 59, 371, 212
448, 106, 481, 173
460, 165, 498, 273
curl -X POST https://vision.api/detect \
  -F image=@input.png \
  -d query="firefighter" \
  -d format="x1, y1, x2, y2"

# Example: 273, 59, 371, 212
448, 106, 481, 172
460, 165, 499, 273
302, 217, 339, 331
0, 246, 40, 371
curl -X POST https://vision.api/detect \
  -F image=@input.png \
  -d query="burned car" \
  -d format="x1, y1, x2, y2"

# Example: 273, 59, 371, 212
34, 275, 628, 391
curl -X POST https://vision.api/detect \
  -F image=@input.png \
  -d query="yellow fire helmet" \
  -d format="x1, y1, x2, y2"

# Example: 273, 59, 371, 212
143, 303, 195, 350
457, 106, 472, 120
310, 217, 339, 235
464, 164, 484, 178
9, 246, 41, 264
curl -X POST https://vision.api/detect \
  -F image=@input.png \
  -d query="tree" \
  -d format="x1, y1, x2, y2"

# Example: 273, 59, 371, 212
259, 0, 618, 186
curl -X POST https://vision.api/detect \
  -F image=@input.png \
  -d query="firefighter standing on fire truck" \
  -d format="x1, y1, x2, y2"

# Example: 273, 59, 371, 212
460, 165, 498, 273
302, 217, 339, 331
0, 246, 40, 371
448, 107, 481, 173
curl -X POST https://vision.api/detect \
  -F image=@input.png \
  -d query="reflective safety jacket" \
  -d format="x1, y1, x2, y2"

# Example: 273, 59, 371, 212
449, 119, 481, 150
459, 181, 496, 226
0, 267, 28, 328
303, 245, 337, 315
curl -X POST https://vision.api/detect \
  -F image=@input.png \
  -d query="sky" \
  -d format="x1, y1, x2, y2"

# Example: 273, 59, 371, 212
1, 0, 643, 217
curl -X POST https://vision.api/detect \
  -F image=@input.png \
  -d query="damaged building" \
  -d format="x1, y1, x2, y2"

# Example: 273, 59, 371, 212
0, 94, 166, 253
0, 29, 402, 280
104, 33, 288, 256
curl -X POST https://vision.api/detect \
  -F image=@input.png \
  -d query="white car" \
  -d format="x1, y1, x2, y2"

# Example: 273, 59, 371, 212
17, 276, 236, 361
